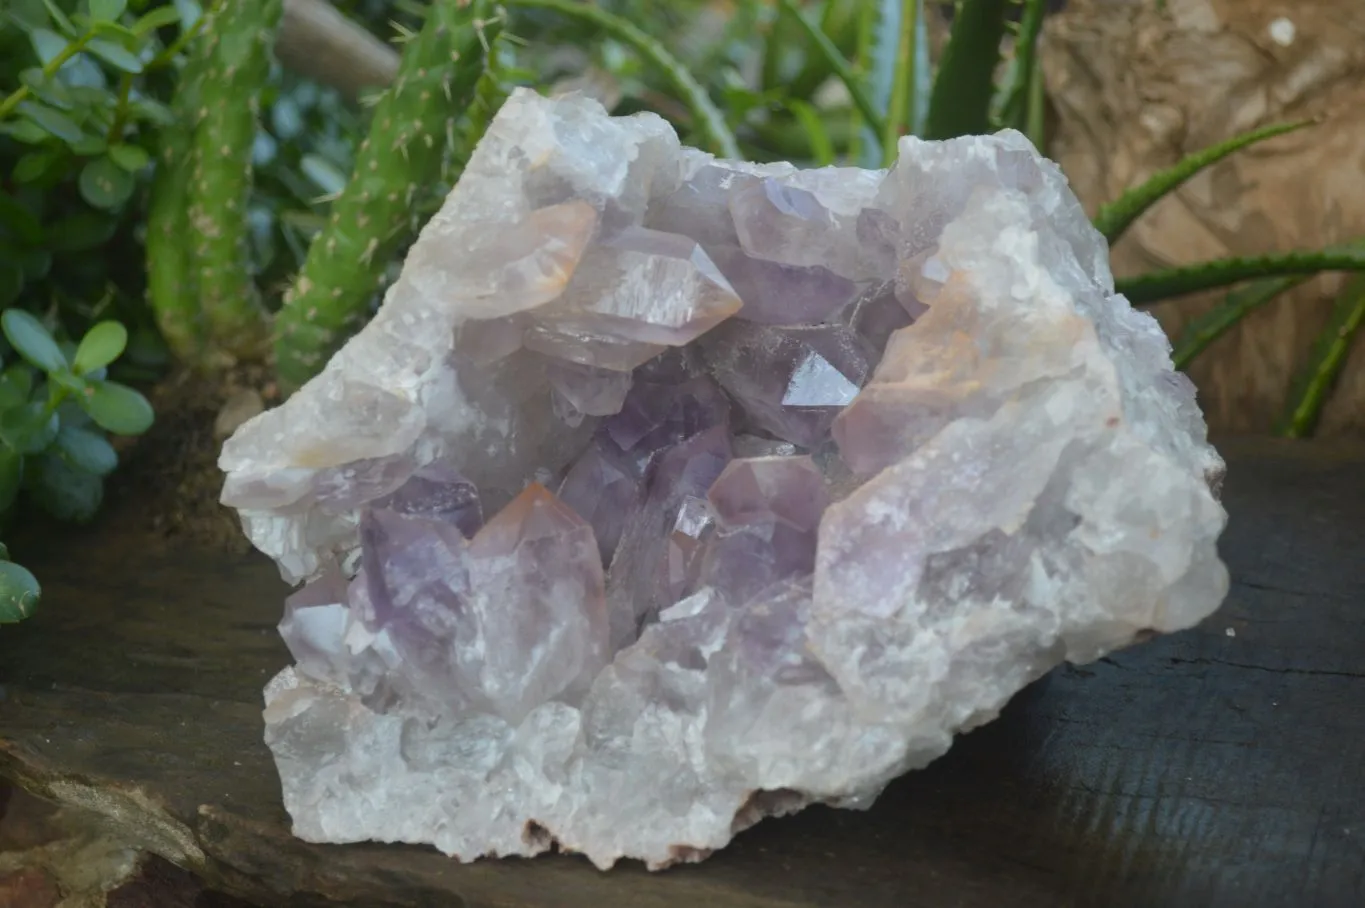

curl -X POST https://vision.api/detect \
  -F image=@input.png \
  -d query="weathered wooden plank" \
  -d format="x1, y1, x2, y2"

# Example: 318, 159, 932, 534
1, 438, 1361, 907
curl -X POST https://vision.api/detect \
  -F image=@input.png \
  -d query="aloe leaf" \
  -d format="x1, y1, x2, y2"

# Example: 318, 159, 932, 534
1116, 250, 1365, 306
1094, 120, 1314, 244
993, 0, 1045, 133
1275, 273, 1365, 438
923, 0, 1010, 140
774, 0, 885, 144
1170, 276, 1307, 371
508, 0, 739, 158
880, 0, 923, 165
788, 99, 835, 166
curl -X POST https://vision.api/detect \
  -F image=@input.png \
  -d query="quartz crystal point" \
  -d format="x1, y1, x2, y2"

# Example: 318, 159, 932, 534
226, 88, 1230, 872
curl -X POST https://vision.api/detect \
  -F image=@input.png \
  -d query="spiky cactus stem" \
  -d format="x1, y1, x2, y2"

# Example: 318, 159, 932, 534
186, 0, 282, 363
145, 9, 214, 363
271, 0, 501, 393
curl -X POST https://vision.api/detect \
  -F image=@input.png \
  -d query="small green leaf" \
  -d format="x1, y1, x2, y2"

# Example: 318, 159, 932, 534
1094, 120, 1314, 244
0, 365, 35, 409
0, 119, 51, 144
53, 423, 117, 475
299, 154, 348, 196
72, 134, 108, 156
107, 143, 150, 171
16, 100, 83, 144
72, 321, 128, 374
79, 379, 153, 435
128, 96, 174, 126
0, 561, 41, 623
0, 365, 35, 410
42, 0, 77, 36
1, 309, 66, 372
47, 211, 118, 252
20, 248, 52, 284
0, 402, 59, 454
86, 38, 143, 73
90, 0, 128, 22
28, 27, 68, 65
48, 369, 88, 395
0, 445, 23, 512
78, 157, 136, 210
93, 19, 139, 41
134, 5, 183, 33
13, 149, 64, 184
28, 451, 103, 522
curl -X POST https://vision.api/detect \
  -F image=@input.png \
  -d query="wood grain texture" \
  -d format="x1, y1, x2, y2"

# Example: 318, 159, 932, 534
0, 438, 1362, 907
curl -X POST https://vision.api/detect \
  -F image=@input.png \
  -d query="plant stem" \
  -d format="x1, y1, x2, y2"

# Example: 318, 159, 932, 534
0, 32, 96, 121
105, 73, 135, 143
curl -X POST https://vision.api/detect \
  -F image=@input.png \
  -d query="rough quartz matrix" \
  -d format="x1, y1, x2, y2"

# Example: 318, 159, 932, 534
220, 88, 1230, 871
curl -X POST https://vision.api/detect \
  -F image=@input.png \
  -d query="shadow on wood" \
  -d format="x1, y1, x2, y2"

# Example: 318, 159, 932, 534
0, 438, 1362, 907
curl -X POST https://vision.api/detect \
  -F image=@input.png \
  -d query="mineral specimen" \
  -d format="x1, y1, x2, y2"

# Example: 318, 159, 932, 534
220, 88, 1230, 871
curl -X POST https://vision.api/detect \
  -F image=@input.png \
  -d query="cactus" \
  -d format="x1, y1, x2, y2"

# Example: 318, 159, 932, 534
145, 7, 215, 363
272, 0, 500, 392
186, 0, 283, 363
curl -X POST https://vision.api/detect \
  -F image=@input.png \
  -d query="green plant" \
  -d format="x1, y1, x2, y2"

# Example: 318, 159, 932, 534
0, 307, 154, 621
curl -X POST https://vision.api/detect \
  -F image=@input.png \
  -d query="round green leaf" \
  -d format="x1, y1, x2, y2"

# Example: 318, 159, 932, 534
78, 157, 135, 210
0, 560, 41, 623
72, 321, 127, 374
90, 0, 128, 22
27, 451, 103, 523
0, 401, 59, 454
79, 379, 153, 435
0, 444, 23, 512
0, 194, 44, 245
134, 5, 182, 33
53, 423, 117, 476
87, 37, 143, 74
0, 119, 50, 144
107, 143, 150, 172
1, 308, 67, 372
48, 368, 87, 395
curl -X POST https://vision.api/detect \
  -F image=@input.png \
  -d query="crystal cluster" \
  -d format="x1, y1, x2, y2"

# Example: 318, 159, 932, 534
220, 89, 1230, 870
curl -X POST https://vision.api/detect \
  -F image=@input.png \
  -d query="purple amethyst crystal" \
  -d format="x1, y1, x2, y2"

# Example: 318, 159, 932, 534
230, 89, 1230, 875
701, 320, 871, 447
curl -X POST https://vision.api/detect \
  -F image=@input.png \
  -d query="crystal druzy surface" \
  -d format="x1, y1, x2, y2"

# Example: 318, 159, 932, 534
220, 89, 1230, 870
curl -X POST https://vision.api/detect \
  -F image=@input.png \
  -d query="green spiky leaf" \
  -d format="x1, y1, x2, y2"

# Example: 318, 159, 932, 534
993, 0, 1046, 134
1117, 250, 1365, 306
1171, 276, 1307, 370
1094, 120, 1314, 244
923, 0, 1010, 140
1276, 273, 1365, 438
775, 0, 885, 146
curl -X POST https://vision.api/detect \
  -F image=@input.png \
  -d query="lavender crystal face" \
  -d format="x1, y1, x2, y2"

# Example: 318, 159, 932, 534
222, 89, 1230, 872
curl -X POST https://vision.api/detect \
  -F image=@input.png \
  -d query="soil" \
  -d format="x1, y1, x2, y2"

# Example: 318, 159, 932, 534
103, 364, 282, 554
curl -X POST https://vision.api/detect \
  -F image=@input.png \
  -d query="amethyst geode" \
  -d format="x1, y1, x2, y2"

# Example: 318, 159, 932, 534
219, 88, 1229, 870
